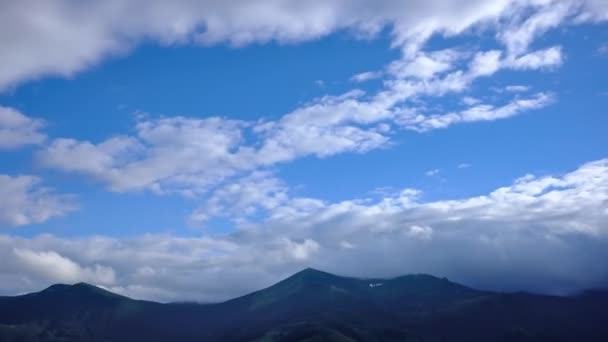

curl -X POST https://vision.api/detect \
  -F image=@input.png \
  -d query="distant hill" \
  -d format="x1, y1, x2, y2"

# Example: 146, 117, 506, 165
1, 268, 607, 341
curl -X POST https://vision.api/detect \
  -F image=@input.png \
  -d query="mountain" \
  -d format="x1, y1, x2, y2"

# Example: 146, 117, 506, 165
1, 268, 607, 341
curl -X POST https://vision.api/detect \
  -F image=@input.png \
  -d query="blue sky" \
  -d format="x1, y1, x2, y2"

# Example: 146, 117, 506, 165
1, 0, 607, 302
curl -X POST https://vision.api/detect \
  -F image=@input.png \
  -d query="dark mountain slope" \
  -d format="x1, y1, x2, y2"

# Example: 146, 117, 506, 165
1, 268, 607, 341
217, 268, 489, 340
0, 282, 217, 341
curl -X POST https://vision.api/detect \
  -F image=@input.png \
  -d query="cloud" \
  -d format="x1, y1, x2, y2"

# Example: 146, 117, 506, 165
36, 91, 549, 196
189, 171, 289, 224
469, 50, 503, 77
462, 97, 481, 106
1, 158, 607, 301
0, 106, 46, 149
350, 71, 383, 83
253, 90, 392, 163
506, 46, 563, 70
15, 0, 602, 243
1, 1, 606, 90
36, 39, 559, 196
12, 248, 115, 285
37, 116, 249, 195
0, 175, 75, 227
16, 0, 602, 200
457, 163, 472, 169
388, 49, 462, 79
397, 92, 553, 132
505, 85, 530, 92
425, 169, 441, 177
498, 1, 574, 56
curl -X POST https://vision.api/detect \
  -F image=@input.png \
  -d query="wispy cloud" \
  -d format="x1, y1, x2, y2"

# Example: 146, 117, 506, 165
505, 85, 530, 92
351, 71, 382, 83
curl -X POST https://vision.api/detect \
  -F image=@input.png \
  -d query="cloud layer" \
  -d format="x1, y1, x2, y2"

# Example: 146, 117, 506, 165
2, 159, 607, 302
1, 0, 606, 90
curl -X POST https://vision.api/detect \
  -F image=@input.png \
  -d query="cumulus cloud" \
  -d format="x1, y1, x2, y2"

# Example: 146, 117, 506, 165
1, 158, 607, 301
1, 0, 606, 90
12, 248, 115, 285
0, 175, 75, 227
0, 106, 46, 149
37, 116, 249, 195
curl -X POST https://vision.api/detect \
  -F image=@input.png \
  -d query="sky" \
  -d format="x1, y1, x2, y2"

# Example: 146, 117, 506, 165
0, 0, 607, 302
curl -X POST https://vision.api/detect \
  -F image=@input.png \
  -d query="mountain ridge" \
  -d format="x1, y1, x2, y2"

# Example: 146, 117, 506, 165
1, 268, 608, 341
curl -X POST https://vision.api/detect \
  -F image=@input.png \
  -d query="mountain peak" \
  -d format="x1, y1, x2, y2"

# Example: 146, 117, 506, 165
296, 267, 328, 275
39, 282, 122, 299
288, 267, 344, 282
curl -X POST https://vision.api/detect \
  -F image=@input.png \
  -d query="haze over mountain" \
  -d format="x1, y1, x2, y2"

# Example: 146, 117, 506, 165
1, 268, 607, 341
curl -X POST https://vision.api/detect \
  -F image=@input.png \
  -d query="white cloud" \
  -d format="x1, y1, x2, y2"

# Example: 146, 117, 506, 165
350, 71, 382, 83
1, 1, 606, 90
407, 225, 433, 240
253, 90, 392, 164
37, 89, 554, 196
498, 1, 574, 55
1, 158, 607, 301
458, 163, 472, 169
37, 116, 249, 195
397, 92, 553, 131
282, 238, 320, 261
0, 106, 46, 149
505, 85, 531, 92
425, 169, 441, 177
506, 46, 563, 70
38, 93, 393, 195
469, 50, 503, 77
462, 97, 482, 106
388, 49, 462, 80
0, 175, 75, 227
12, 248, 115, 285
189, 171, 289, 224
